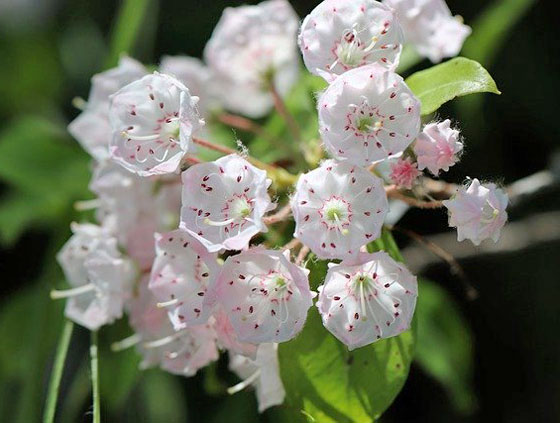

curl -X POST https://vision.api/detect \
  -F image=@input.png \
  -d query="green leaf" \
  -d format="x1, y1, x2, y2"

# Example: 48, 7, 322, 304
104, 0, 153, 69
415, 279, 476, 414
462, 0, 535, 69
279, 232, 415, 423
0, 117, 90, 245
405, 57, 500, 115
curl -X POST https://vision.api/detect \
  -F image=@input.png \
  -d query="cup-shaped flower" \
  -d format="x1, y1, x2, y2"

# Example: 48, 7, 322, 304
414, 119, 463, 175
390, 157, 420, 189
443, 179, 508, 246
206, 249, 313, 344
180, 154, 274, 252
229, 343, 285, 413
109, 72, 203, 176
160, 55, 220, 118
318, 64, 421, 167
204, 0, 300, 118
384, 0, 471, 63
291, 160, 388, 260
149, 229, 220, 330
299, 0, 403, 81
55, 223, 136, 330
68, 57, 147, 161
317, 251, 417, 350
213, 307, 258, 359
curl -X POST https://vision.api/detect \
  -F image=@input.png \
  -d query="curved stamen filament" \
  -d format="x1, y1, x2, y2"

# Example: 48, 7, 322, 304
143, 331, 185, 349
121, 131, 160, 141
157, 298, 179, 308
111, 333, 142, 352
227, 369, 261, 395
50, 283, 96, 299
204, 217, 236, 227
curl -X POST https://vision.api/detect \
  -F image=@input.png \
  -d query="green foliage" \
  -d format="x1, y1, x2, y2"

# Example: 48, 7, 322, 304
415, 279, 476, 414
0, 117, 90, 245
104, 0, 153, 69
141, 370, 189, 422
405, 57, 500, 115
278, 230, 415, 423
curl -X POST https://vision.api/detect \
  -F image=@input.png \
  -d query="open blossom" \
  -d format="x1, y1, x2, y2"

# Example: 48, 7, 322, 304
384, 0, 471, 63
55, 223, 136, 330
317, 251, 417, 350
319, 64, 421, 167
180, 154, 274, 252
207, 249, 313, 344
204, 0, 300, 118
149, 229, 219, 330
229, 343, 285, 413
291, 160, 389, 259
390, 157, 420, 189
443, 179, 508, 246
414, 119, 463, 175
68, 57, 147, 161
299, 0, 403, 81
213, 307, 258, 359
159, 55, 220, 118
109, 72, 204, 176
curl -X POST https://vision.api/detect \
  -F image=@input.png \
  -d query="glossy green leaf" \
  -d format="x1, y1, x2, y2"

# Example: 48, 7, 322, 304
278, 230, 415, 423
415, 279, 476, 413
406, 57, 500, 115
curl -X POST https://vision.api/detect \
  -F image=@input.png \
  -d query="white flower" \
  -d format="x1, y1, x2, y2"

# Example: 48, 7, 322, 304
109, 72, 204, 176
149, 229, 220, 330
414, 119, 463, 175
180, 154, 274, 252
204, 0, 300, 118
317, 251, 417, 350
384, 0, 471, 63
68, 57, 147, 161
291, 160, 389, 259
443, 178, 508, 246
159, 55, 220, 117
213, 307, 258, 359
228, 343, 285, 413
207, 249, 314, 344
318, 64, 421, 167
55, 223, 136, 330
299, 0, 403, 81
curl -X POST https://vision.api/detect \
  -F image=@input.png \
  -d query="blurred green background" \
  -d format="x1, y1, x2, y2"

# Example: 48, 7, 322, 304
0, 0, 559, 422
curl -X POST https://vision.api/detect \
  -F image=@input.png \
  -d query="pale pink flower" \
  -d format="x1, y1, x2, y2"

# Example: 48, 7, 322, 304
390, 157, 420, 189
318, 64, 421, 167
207, 249, 313, 344
443, 178, 508, 246
159, 55, 220, 117
228, 343, 285, 413
299, 0, 403, 81
158, 323, 219, 377
317, 251, 417, 350
384, 0, 471, 63
414, 119, 463, 175
213, 307, 258, 359
68, 57, 147, 161
204, 0, 300, 118
149, 229, 220, 330
55, 223, 136, 330
291, 160, 388, 260
180, 154, 274, 252
109, 72, 204, 176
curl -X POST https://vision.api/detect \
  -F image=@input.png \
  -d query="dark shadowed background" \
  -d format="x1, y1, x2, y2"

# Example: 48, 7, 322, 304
0, 0, 558, 422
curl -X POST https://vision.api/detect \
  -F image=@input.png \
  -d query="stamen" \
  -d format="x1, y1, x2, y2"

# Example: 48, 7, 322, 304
111, 334, 142, 352
50, 283, 96, 299
203, 217, 236, 227
143, 331, 185, 349
227, 369, 261, 394
157, 298, 179, 308
121, 131, 160, 141
74, 199, 102, 211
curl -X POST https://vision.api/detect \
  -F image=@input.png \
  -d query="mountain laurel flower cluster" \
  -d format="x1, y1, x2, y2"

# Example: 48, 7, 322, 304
54, 0, 508, 414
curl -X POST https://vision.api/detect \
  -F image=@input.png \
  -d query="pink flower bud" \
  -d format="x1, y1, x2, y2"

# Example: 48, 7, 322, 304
390, 157, 420, 189
414, 119, 463, 175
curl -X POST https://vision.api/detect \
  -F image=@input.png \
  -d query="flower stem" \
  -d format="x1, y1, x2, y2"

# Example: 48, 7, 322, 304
385, 185, 444, 209
43, 320, 74, 423
268, 82, 301, 143
90, 331, 101, 423
263, 204, 292, 225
